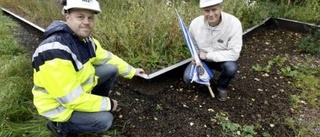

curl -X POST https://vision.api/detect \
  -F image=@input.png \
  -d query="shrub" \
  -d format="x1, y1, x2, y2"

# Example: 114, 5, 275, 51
298, 29, 320, 55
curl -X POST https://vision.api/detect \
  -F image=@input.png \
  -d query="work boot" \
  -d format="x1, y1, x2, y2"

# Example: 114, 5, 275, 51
217, 88, 228, 101
46, 121, 66, 137
46, 121, 78, 137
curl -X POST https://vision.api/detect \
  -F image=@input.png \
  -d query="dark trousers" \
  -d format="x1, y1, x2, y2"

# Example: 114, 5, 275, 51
91, 64, 118, 96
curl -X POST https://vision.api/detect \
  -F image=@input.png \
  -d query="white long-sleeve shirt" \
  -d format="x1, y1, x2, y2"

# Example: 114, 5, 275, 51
189, 12, 243, 62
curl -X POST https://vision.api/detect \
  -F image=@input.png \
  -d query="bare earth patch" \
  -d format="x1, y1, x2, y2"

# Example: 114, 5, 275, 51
111, 26, 320, 136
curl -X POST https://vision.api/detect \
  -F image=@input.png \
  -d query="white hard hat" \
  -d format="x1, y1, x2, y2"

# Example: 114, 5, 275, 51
62, 0, 101, 15
199, 0, 223, 8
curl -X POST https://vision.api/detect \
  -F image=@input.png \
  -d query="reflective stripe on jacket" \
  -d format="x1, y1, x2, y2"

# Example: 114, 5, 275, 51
32, 21, 136, 122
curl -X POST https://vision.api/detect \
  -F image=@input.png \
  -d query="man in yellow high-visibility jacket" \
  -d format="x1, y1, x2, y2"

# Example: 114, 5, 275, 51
31, 0, 146, 136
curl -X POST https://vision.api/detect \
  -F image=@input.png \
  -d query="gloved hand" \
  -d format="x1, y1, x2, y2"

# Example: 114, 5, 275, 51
134, 68, 147, 78
111, 99, 118, 112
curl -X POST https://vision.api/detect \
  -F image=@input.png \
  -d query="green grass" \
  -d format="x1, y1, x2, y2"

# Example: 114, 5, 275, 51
1, 0, 318, 71
0, 12, 50, 136
0, 0, 319, 136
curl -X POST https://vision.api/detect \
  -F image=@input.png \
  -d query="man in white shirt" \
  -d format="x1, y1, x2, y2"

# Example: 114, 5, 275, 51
183, 0, 243, 101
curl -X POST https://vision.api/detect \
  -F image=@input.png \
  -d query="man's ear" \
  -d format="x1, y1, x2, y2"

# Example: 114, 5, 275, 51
65, 14, 70, 19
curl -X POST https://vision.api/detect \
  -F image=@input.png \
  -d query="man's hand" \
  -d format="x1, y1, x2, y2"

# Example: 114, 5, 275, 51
135, 68, 148, 78
111, 99, 118, 112
199, 50, 207, 60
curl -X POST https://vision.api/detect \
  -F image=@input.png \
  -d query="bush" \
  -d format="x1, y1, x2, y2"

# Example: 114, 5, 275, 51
298, 29, 320, 55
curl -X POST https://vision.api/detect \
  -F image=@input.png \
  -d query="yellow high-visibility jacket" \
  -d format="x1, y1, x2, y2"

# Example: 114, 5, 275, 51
32, 21, 136, 122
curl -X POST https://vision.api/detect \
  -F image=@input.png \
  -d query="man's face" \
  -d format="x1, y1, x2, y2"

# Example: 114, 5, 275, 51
65, 9, 95, 39
202, 4, 222, 27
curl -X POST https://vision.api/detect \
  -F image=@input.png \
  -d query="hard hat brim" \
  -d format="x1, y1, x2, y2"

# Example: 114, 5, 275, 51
199, 0, 223, 8
61, 7, 101, 15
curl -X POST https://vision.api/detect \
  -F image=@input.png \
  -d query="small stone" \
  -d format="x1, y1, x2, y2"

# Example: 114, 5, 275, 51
190, 122, 194, 126
270, 124, 275, 127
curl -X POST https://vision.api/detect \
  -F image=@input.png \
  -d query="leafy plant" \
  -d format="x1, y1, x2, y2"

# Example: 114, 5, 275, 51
252, 60, 274, 73
273, 55, 288, 67
215, 112, 257, 137
280, 65, 299, 77
298, 29, 320, 55
262, 131, 272, 137
156, 104, 163, 111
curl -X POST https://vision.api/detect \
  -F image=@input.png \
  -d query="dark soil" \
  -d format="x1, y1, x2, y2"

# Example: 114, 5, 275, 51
12, 12, 320, 136
112, 27, 305, 137
111, 25, 320, 136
